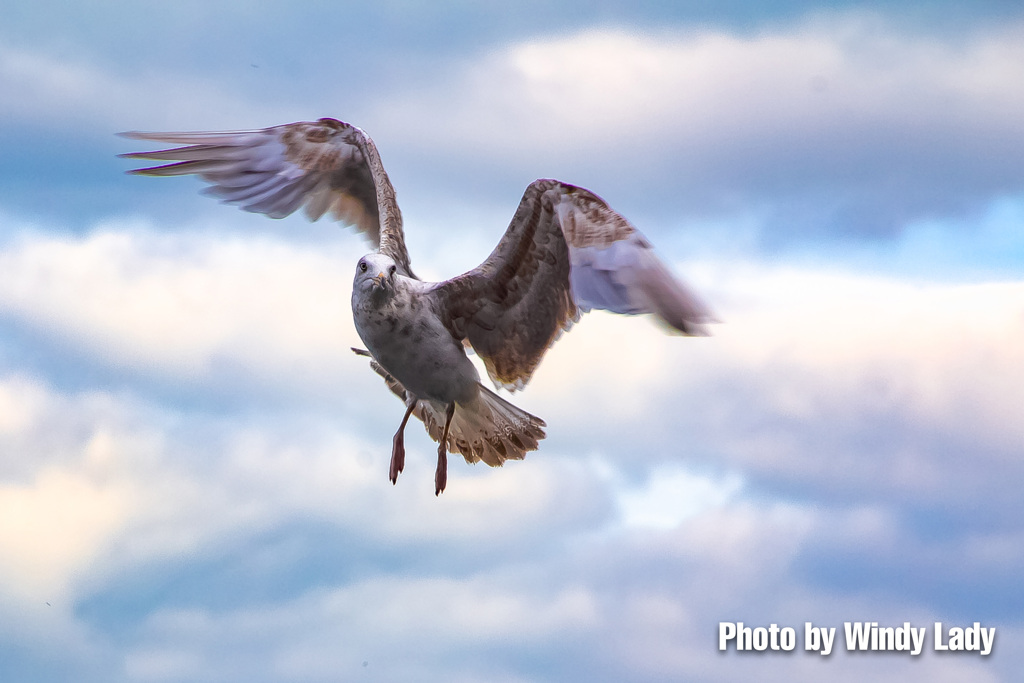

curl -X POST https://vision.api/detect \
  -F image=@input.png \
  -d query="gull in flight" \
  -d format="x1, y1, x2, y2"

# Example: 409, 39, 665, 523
122, 118, 713, 495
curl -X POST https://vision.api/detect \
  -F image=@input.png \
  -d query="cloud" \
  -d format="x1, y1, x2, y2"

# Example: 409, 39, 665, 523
374, 16, 1024, 239
0, 224, 360, 400
615, 464, 744, 530
3, 220, 1019, 600
0, 360, 1017, 681
683, 264, 1024, 496
0, 365, 616, 681
0, 463, 132, 599
530, 260, 1024, 473
80, 493, 1010, 683
3, 225, 1021, 511
7, 11, 1023, 247
0, 362, 609, 603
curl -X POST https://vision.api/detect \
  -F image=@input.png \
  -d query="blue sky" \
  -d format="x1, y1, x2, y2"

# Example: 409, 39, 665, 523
1, 1, 1022, 681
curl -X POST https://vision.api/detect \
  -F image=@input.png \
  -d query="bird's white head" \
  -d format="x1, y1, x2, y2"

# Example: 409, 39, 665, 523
354, 253, 399, 297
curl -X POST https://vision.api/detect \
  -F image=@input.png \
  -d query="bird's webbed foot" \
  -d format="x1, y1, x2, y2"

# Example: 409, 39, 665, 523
434, 443, 448, 496
434, 402, 455, 496
390, 402, 415, 485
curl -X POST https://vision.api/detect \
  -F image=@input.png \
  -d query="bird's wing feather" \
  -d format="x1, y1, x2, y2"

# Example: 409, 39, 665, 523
120, 118, 414, 277
434, 179, 713, 391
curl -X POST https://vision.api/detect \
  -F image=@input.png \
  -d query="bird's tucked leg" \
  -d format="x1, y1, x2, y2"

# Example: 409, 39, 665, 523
435, 402, 455, 496
390, 401, 416, 485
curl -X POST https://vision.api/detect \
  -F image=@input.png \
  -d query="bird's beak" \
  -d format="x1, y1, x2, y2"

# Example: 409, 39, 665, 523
372, 272, 387, 289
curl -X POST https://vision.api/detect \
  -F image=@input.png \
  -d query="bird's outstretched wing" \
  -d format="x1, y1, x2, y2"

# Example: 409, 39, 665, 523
120, 118, 414, 276
434, 179, 713, 391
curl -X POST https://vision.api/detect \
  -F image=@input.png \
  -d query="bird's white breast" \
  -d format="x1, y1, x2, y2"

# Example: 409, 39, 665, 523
352, 278, 480, 404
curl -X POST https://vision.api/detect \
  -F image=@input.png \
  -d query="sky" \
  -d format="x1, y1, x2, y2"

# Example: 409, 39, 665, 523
1, 1, 1022, 681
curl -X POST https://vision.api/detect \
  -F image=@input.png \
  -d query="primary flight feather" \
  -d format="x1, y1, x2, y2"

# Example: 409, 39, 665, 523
122, 117, 713, 494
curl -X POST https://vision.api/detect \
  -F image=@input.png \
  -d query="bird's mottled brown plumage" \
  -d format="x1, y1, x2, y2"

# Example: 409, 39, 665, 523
120, 118, 414, 277
122, 117, 714, 492
437, 180, 581, 390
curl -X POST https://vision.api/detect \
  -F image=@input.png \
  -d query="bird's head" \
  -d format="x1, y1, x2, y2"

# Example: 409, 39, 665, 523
354, 253, 399, 297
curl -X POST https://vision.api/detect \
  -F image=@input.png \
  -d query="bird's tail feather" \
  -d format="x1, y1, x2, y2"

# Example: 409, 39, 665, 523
354, 348, 546, 466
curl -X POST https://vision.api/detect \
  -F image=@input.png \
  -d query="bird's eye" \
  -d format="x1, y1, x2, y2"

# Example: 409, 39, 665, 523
359, 261, 367, 272
389, 265, 396, 276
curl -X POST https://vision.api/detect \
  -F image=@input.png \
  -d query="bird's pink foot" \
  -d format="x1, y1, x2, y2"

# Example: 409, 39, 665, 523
435, 402, 455, 496
390, 402, 416, 485
390, 431, 405, 484
434, 444, 447, 496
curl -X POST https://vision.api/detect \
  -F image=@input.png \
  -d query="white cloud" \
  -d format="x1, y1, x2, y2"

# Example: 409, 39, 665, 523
0, 373, 49, 436
0, 465, 132, 599
532, 260, 1023, 418
0, 225, 360, 393
95, 492, 1007, 683
687, 263, 1024, 485
8, 13, 1022, 239
0, 358, 1014, 681
363, 15, 1024, 241
2, 225, 1021, 503
0, 214, 1020, 683
614, 464, 743, 529
118, 574, 599, 682
379, 18, 1024, 158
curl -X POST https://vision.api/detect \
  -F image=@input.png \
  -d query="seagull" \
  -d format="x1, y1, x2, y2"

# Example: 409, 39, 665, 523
121, 118, 713, 495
